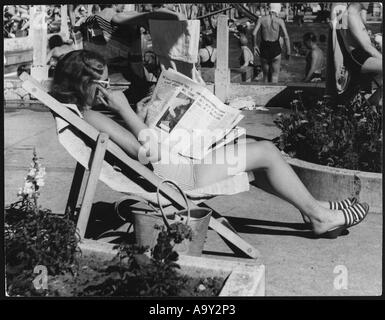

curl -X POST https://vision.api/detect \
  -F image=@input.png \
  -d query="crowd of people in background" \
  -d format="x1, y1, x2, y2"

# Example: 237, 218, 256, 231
5, 3, 359, 39
4, 3, 382, 88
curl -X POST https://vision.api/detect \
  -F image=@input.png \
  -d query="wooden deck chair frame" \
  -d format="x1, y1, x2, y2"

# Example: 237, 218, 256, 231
20, 72, 260, 259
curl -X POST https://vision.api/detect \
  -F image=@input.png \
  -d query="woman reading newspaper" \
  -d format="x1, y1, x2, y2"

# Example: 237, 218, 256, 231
51, 50, 369, 239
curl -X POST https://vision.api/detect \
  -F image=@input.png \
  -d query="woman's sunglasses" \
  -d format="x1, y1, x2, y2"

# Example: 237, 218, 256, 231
92, 78, 131, 89
92, 78, 111, 89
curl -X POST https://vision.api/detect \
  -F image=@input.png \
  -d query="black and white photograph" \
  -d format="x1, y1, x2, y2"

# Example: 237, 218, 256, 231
3, 1, 383, 303
155, 90, 195, 133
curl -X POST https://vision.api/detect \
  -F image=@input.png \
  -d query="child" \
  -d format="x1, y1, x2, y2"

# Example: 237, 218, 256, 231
239, 35, 255, 68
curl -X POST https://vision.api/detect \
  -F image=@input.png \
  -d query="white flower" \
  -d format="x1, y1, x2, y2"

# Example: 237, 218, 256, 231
28, 168, 37, 178
23, 181, 35, 196
17, 187, 23, 197
35, 167, 46, 179
36, 178, 45, 187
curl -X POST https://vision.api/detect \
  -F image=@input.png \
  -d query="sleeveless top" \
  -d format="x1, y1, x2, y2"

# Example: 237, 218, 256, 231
200, 47, 215, 68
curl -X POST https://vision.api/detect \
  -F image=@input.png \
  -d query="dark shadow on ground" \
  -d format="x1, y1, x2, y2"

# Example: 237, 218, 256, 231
82, 201, 133, 242
222, 215, 349, 239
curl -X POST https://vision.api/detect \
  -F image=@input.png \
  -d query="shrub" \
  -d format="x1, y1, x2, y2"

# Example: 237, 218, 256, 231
76, 223, 208, 297
274, 91, 382, 173
5, 150, 80, 296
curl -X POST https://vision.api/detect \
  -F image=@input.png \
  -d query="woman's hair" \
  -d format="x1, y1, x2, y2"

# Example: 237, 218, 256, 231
202, 33, 214, 47
99, 4, 113, 10
303, 32, 317, 43
48, 35, 64, 50
50, 50, 106, 108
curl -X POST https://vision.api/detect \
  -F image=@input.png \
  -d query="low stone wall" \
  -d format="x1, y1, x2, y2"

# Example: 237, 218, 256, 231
286, 157, 383, 214
79, 239, 266, 296
201, 66, 255, 83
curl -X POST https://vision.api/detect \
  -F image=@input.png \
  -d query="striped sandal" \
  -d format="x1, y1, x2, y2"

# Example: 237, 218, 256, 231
329, 197, 358, 210
318, 202, 370, 239
301, 197, 359, 225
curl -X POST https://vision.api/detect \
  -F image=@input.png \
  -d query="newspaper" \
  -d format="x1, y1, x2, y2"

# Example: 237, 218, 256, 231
146, 69, 245, 160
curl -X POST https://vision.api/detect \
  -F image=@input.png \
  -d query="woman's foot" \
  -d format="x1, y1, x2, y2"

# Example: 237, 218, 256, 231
324, 197, 358, 210
301, 197, 358, 225
311, 202, 369, 238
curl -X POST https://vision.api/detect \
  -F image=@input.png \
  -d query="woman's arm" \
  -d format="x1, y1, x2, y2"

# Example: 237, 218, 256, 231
240, 47, 249, 68
83, 109, 142, 160
97, 86, 148, 139
303, 50, 318, 82
348, 10, 382, 59
252, 18, 261, 54
96, 86, 161, 162
279, 19, 291, 58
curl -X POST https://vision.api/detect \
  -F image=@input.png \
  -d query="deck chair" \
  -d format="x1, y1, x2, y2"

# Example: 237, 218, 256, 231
20, 72, 260, 259
326, 3, 377, 102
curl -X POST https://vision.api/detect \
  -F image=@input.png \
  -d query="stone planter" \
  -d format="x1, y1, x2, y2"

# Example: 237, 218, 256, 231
79, 239, 265, 296
285, 156, 382, 214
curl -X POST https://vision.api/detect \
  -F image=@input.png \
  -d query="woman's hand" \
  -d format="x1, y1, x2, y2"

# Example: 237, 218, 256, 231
136, 95, 151, 121
97, 86, 131, 114
253, 45, 260, 56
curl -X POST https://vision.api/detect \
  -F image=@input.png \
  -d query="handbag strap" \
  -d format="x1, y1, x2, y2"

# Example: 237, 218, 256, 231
156, 180, 190, 229
114, 195, 158, 222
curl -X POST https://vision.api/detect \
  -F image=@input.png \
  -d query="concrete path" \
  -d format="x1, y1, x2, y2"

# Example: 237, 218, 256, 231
4, 107, 382, 296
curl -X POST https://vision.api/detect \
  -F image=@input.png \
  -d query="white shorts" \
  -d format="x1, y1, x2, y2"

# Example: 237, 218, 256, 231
151, 154, 197, 191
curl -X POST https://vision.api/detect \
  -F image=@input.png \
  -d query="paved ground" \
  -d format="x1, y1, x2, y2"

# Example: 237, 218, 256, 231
4, 106, 382, 296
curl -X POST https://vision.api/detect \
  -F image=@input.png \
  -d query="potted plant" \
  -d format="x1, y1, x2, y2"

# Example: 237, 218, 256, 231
273, 91, 382, 212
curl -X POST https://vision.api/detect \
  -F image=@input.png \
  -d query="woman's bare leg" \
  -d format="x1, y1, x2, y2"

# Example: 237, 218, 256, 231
260, 57, 270, 83
270, 54, 281, 83
361, 57, 383, 105
195, 140, 345, 234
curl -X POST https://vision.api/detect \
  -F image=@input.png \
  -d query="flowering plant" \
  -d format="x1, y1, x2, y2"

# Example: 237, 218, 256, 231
5, 150, 80, 296
274, 91, 382, 173
16, 148, 46, 211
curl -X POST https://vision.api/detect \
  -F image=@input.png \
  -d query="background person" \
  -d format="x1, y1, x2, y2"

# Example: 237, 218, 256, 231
252, 3, 291, 83
198, 33, 217, 68
239, 35, 255, 68
46, 35, 75, 77
303, 32, 325, 82
346, 2, 382, 105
